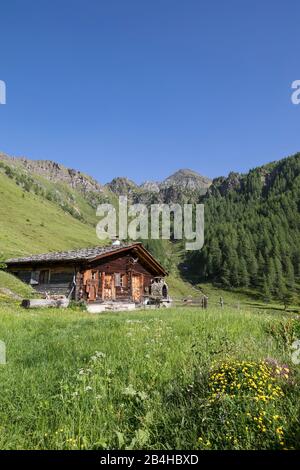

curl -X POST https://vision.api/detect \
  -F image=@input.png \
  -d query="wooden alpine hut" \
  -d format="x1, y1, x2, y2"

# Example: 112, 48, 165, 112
5, 242, 169, 309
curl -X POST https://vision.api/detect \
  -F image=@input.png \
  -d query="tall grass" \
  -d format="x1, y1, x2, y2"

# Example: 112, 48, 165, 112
0, 305, 299, 449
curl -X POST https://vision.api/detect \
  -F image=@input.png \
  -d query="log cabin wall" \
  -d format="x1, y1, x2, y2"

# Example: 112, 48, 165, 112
79, 252, 155, 303
8, 264, 76, 297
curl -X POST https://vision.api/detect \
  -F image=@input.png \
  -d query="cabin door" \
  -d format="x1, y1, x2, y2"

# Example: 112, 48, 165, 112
132, 275, 142, 303
87, 270, 100, 302
103, 274, 115, 300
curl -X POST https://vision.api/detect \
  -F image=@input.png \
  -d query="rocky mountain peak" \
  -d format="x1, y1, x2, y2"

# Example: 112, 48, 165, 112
161, 168, 212, 191
139, 181, 160, 193
0, 153, 104, 194
105, 177, 138, 195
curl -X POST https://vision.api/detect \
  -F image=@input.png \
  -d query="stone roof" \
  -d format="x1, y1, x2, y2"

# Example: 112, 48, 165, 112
6, 242, 141, 265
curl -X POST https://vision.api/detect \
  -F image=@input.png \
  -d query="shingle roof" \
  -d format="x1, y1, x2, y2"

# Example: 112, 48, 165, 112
6, 242, 141, 265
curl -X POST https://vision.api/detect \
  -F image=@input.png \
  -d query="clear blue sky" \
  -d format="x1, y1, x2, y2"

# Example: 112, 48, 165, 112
1, 0, 300, 184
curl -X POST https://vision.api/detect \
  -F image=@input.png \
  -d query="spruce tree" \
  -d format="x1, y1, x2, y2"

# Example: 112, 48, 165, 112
262, 274, 272, 302
220, 261, 231, 287
239, 257, 250, 287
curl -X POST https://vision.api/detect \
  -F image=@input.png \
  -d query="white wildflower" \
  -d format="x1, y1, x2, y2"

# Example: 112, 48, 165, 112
123, 385, 137, 397
137, 391, 148, 401
95, 351, 106, 359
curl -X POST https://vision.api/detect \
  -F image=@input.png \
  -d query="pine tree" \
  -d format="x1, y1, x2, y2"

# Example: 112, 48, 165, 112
229, 250, 240, 287
266, 257, 276, 295
207, 239, 222, 278
274, 256, 285, 298
262, 274, 272, 302
285, 257, 295, 290
239, 257, 250, 287
256, 252, 266, 288
279, 288, 294, 310
220, 261, 231, 287
248, 252, 258, 285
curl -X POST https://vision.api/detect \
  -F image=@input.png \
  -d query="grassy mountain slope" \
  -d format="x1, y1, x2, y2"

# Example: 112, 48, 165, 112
0, 154, 112, 227
0, 171, 99, 258
0, 271, 34, 300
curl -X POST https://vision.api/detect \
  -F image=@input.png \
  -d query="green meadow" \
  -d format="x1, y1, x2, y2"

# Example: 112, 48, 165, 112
0, 302, 299, 450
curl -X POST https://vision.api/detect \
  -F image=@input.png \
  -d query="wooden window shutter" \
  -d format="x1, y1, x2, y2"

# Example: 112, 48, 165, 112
115, 273, 121, 287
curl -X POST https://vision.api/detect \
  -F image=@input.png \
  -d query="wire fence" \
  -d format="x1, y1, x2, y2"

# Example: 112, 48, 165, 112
169, 297, 300, 314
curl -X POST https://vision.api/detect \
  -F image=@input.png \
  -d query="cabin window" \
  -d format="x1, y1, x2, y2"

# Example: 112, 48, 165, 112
115, 273, 121, 287
121, 274, 128, 288
49, 271, 74, 284
39, 270, 50, 284
114, 273, 128, 288
30, 271, 40, 285
15, 271, 32, 284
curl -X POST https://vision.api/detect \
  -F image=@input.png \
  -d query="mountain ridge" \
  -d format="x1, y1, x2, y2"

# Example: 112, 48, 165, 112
0, 152, 212, 194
